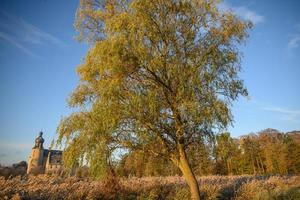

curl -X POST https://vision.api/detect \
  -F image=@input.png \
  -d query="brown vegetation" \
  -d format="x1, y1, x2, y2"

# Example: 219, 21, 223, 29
1, 175, 299, 200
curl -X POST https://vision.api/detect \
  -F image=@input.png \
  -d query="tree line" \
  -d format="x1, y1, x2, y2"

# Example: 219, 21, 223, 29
116, 129, 300, 177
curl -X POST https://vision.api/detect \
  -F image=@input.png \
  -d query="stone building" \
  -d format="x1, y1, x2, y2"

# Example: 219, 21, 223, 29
27, 131, 63, 174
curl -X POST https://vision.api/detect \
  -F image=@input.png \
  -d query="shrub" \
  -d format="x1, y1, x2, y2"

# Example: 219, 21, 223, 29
235, 176, 300, 200
0, 161, 27, 179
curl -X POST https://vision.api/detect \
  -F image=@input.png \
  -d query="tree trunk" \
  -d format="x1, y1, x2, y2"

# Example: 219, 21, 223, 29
251, 154, 256, 174
258, 155, 265, 174
177, 144, 201, 200
227, 160, 231, 175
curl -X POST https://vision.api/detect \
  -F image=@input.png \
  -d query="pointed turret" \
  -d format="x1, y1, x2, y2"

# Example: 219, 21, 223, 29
27, 131, 46, 174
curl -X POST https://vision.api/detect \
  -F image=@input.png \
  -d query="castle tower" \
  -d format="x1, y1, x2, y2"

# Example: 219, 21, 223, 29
27, 131, 46, 174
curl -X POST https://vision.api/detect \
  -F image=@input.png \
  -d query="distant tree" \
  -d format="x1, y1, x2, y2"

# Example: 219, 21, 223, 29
0, 161, 27, 179
239, 134, 265, 174
188, 138, 214, 176
285, 132, 300, 174
214, 132, 240, 175
57, 0, 250, 199
258, 129, 288, 174
117, 149, 179, 177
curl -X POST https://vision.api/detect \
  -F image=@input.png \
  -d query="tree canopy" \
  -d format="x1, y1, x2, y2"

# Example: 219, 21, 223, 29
57, 0, 251, 199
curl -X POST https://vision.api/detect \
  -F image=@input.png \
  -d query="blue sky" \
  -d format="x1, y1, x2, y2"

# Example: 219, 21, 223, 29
0, 0, 299, 165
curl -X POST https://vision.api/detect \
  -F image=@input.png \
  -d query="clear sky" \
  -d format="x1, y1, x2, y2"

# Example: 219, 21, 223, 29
0, 0, 299, 165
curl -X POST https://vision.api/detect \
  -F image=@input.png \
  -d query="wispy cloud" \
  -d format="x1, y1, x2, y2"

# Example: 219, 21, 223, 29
19, 18, 67, 47
219, 1, 265, 25
0, 32, 41, 58
262, 106, 300, 123
287, 24, 300, 50
262, 106, 300, 115
0, 10, 67, 58
288, 35, 300, 49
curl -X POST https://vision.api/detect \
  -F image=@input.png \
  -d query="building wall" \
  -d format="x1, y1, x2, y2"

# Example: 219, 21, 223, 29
45, 164, 63, 174
27, 148, 45, 174
27, 148, 63, 175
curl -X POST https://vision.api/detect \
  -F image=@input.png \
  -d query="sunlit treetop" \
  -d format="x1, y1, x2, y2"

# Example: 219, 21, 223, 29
57, 0, 251, 187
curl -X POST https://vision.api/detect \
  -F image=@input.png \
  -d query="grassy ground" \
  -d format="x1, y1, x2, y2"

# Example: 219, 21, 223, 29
1, 175, 300, 200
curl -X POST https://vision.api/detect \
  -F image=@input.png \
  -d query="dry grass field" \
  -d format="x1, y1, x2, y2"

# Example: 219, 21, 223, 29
1, 175, 300, 200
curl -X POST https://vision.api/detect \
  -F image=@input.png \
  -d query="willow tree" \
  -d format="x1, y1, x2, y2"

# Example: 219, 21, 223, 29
57, 0, 251, 199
